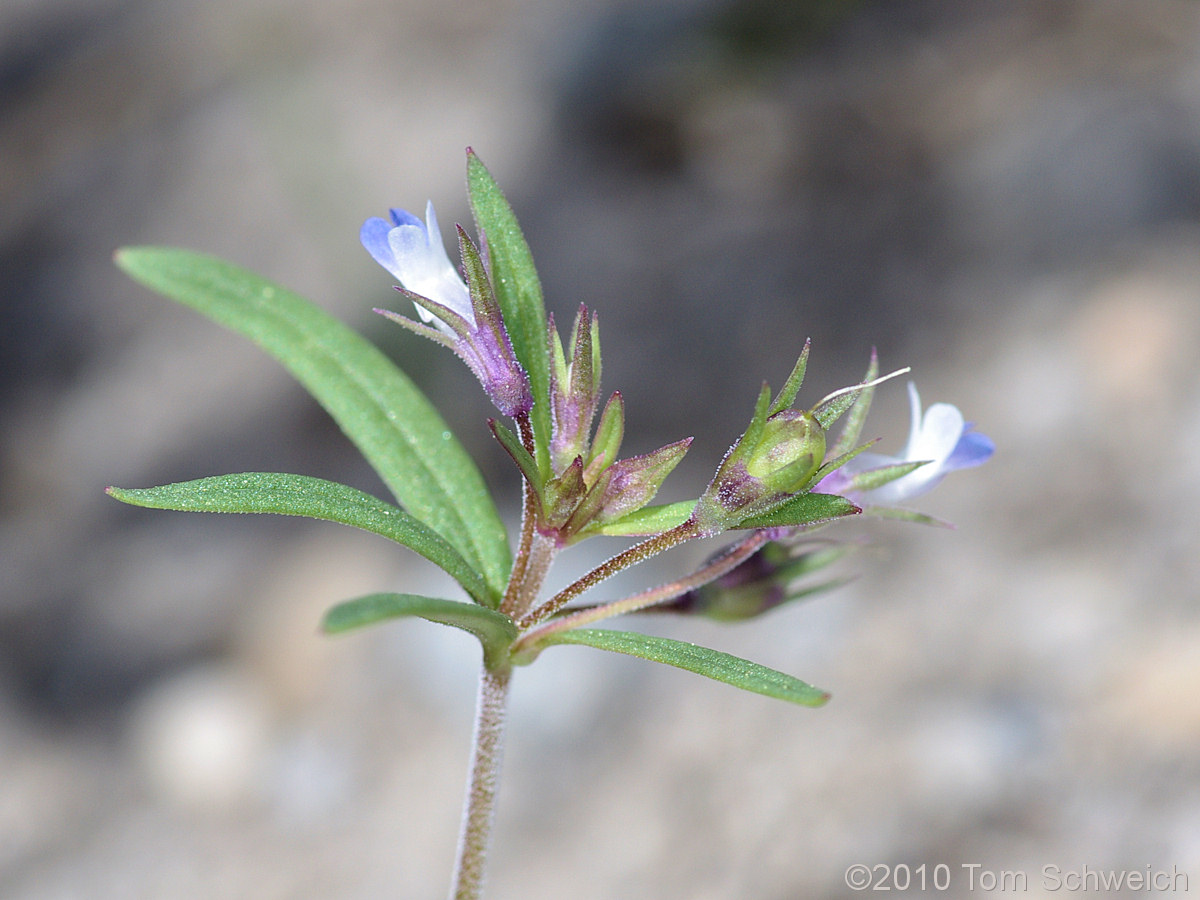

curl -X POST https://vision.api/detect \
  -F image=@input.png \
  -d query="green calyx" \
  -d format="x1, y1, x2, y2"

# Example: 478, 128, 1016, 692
743, 410, 826, 494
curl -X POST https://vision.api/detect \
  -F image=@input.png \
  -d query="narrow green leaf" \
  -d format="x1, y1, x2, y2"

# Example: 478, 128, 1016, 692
536, 628, 829, 706
864, 506, 951, 527
466, 151, 552, 472
768, 340, 811, 417
114, 247, 511, 597
849, 460, 926, 493
831, 351, 879, 456
733, 491, 860, 530
595, 500, 696, 536
807, 441, 876, 493
323, 592, 517, 670
488, 420, 543, 493
107, 474, 494, 606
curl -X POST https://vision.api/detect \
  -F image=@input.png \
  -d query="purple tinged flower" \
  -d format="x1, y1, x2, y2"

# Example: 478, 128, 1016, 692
361, 203, 532, 417
548, 305, 603, 475
564, 437, 693, 539
484, 304, 692, 544
822, 382, 994, 506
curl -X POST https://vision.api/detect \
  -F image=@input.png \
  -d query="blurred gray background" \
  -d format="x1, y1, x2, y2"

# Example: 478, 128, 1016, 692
4, 0, 1200, 897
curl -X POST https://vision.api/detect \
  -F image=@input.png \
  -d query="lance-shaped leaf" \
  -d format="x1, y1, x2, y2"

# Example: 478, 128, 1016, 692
528, 628, 829, 706
114, 247, 511, 597
594, 500, 696, 536
323, 593, 518, 671
768, 340, 811, 417
107, 473, 494, 606
467, 150, 552, 472
847, 460, 927, 493
488, 420, 544, 494
831, 350, 879, 456
732, 491, 860, 530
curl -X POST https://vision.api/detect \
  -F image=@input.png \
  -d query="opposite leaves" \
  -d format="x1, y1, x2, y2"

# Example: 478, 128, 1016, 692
115, 247, 512, 599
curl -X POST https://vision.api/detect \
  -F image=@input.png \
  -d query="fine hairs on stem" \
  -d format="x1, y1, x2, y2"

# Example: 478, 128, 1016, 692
451, 665, 511, 900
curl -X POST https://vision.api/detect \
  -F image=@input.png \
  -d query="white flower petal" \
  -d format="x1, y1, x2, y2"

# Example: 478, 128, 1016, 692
911, 402, 966, 466
852, 384, 970, 504
381, 203, 474, 328
903, 381, 923, 454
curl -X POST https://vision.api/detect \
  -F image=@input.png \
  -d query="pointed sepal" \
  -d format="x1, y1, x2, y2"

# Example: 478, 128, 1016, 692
466, 150, 552, 463
768, 339, 811, 417
831, 349, 879, 456
567, 437, 693, 540
588, 391, 625, 471
549, 305, 603, 473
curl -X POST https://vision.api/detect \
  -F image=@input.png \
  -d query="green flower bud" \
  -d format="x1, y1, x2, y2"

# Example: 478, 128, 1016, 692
744, 410, 826, 494
693, 404, 828, 535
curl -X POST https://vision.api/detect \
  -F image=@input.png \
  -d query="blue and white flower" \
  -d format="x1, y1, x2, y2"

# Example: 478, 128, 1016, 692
361, 203, 532, 417
820, 382, 994, 506
361, 203, 473, 334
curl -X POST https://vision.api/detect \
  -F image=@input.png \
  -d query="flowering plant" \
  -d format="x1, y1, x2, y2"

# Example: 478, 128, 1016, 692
107, 149, 992, 899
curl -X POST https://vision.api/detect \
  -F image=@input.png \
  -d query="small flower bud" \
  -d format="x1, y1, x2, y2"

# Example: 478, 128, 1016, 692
658, 540, 849, 621
744, 411, 825, 494
693, 384, 828, 535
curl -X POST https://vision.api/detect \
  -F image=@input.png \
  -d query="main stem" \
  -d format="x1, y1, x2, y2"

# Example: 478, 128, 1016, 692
453, 413, 547, 899
450, 663, 512, 900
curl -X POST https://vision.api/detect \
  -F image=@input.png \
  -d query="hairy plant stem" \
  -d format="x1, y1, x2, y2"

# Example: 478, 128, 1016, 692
454, 412, 546, 900
454, 423, 710, 897
509, 531, 557, 619
513, 529, 769, 651
517, 519, 700, 630
450, 663, 512, 900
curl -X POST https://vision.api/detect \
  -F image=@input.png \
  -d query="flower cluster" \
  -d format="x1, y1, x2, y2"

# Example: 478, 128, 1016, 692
359, 183, 995, 627
489, 304, 692, 547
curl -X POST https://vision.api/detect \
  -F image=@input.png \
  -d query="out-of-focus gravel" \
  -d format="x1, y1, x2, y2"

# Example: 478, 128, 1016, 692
4, 1, 1200, 897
